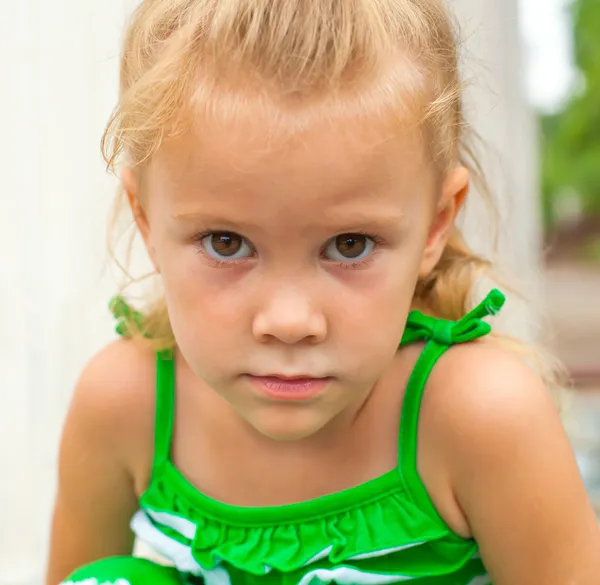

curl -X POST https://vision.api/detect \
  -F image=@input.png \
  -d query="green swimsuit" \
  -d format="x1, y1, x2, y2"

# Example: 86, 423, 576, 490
61, 289, 505, 585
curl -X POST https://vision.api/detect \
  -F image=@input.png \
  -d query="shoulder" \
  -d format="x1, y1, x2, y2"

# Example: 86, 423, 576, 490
72, 339, 157, 428
419, 339, 573, 516
423, 340, 558, 445
417, 345, 600, 582
76, 337, 156, 392
64, 339, 158, 489
413, 341, 559, 529
420, 340, 561, 470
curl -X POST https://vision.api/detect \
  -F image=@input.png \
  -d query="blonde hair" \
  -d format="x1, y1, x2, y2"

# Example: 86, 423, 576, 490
103, 0, 563, 394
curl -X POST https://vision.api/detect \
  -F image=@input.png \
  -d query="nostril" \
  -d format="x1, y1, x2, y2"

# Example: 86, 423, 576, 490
252, 311, 327, 345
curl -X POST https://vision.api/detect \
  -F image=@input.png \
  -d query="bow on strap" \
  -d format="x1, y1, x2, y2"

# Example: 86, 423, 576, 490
109, 296, 145, 338
401, 289, 506, 346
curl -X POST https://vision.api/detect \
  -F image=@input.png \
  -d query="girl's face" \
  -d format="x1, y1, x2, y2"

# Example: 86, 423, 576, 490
127, 107, 467, 441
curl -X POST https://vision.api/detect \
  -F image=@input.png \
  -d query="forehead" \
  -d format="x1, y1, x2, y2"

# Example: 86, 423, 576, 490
147, 103, 433, 220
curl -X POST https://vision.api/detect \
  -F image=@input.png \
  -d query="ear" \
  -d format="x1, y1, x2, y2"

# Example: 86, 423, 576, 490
418, 166, 469, 278
122, 168, 160, 272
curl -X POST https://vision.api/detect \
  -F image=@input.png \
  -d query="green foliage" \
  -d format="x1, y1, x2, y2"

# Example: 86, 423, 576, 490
540, 0, 600, 227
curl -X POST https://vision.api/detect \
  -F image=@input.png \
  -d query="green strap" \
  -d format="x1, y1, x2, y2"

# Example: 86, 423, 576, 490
110, 296, 175, 473
154, 350, 176, 472
398, 289, 505, 516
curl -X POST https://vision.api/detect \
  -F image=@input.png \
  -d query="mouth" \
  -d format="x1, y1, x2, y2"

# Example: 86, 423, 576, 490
246, 374, 332, 401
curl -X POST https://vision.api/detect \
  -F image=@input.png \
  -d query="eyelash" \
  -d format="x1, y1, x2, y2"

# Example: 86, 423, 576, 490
192, 230, 384, 270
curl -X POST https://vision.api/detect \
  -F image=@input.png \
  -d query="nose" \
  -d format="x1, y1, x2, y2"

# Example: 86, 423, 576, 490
252, 285, 328, 345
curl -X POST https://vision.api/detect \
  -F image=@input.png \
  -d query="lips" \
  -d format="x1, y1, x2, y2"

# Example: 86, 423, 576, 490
259, 374, 323, 381
247, 374, 331, 401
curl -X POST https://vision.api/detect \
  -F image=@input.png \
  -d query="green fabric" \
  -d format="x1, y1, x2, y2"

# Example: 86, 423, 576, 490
154, 350, 176, 473
140, 465, 471, 573
62, 556, 187, 584
110, 296, 147, 339
63, 289, 505, 585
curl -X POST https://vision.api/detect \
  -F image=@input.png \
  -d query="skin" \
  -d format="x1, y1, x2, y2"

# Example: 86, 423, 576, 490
46, 104, 600, 585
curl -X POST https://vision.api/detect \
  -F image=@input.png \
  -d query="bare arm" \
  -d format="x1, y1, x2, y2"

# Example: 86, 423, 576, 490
435, 346, 600, 585
46, 341, 154, 585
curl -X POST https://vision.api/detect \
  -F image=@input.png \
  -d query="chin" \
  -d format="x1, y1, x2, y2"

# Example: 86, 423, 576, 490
248, 410, 332, 442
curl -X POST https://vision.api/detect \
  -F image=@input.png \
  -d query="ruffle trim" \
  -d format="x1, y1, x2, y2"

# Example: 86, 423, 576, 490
137, 477, 474, 576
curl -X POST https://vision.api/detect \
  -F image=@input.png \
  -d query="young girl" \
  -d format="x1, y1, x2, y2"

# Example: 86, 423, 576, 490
47, 1, 600, 584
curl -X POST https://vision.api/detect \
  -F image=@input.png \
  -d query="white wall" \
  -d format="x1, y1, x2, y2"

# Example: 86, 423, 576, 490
451, 0, 545, 340
0, 2, 134, 583
0, 1, 540, 584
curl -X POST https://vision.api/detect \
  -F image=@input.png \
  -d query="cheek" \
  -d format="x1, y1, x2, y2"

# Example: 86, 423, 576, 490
329, 251, 423, 353
164, 284, 245, 386
157, 245, 249, 362
158, 236, 244, 313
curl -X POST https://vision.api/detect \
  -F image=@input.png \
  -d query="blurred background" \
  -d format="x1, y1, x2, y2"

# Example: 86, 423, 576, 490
532, 0, 600, 527
0, 0, 598, 583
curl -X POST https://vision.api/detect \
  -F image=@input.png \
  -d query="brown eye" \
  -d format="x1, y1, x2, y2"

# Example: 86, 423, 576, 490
201, 232, 252, 260
325, 233, 374, 262
334, 234, 368, 258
